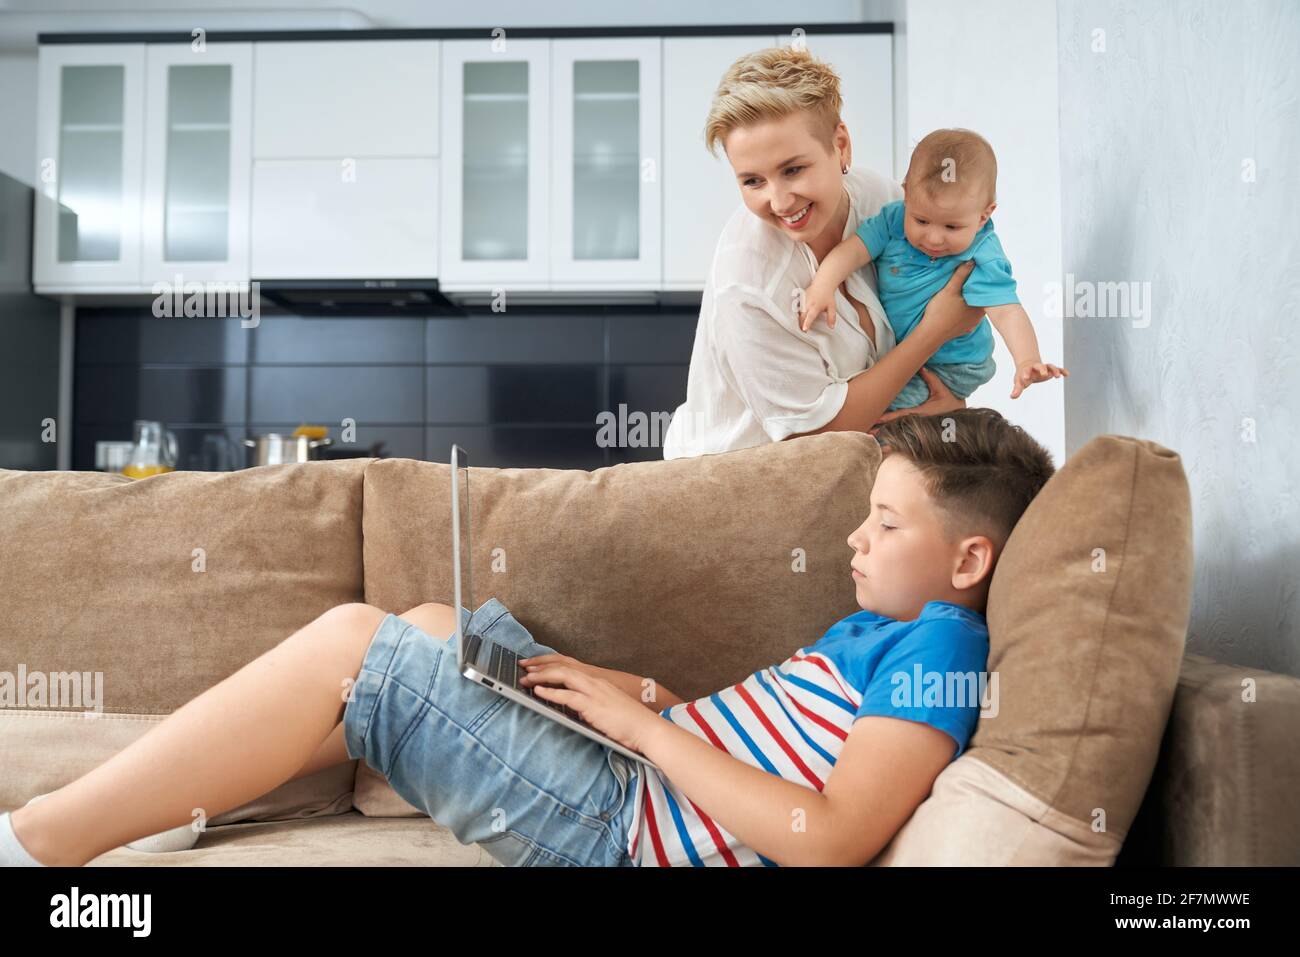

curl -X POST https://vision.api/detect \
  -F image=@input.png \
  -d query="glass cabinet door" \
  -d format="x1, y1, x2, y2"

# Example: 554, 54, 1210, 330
551, 38, 661, 286
33, 44, 145, 287
142, 43, 252, 283
440, 39, 551, 288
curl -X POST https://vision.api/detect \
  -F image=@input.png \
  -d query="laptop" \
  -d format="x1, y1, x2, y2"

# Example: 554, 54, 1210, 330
451, 445, 660, 771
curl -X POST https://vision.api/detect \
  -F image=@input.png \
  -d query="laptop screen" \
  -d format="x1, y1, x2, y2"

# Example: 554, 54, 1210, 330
451, 444, 473, 661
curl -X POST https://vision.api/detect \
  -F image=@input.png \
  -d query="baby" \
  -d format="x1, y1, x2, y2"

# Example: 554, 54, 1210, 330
799, 128, 1067, 408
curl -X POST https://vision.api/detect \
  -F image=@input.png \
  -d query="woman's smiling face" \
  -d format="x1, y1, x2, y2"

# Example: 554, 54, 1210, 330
724, 112, 849, 251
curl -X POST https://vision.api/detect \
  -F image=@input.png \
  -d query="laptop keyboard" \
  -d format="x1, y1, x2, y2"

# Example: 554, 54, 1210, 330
470, 634, 583, 723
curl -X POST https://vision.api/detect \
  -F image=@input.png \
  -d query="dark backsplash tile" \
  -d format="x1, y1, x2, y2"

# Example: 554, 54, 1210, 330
75, 366, 246, 425
77, 310, 251, 364
250, 365, 425, 424
74, 304, 698, 470
425, 310, 604, 363
251, 315, 425, 363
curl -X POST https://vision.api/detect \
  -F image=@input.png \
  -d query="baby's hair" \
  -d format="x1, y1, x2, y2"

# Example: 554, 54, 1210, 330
904, 128, 998, 205
873, 408, 1054, 548
704, 46, 843, 160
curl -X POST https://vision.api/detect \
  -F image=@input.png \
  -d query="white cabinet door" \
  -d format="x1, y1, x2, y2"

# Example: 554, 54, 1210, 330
250, 158, 438, 278
141, 42, 252, 284
439, 38, 550, 289
783, 32, 894, 181
33, 44, 145, 289
252, 40, 440, 158
550, 38, 661, 287
661, 35, 779, 289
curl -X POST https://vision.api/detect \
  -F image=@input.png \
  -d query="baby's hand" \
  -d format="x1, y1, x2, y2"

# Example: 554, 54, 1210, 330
798, 283, 838, 331
1011, 360, 1069, 398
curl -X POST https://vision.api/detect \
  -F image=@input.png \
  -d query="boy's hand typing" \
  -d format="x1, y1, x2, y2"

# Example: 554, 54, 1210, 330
519, 653, 676, 712
518, 659, 661, 755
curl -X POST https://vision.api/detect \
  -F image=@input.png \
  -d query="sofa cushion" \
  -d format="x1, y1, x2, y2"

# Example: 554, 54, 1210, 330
872, 435, 1193, 865
86, 810, 498, 866
0, 460, 373, 824
1124, 653, 1300, 865
356, 431, 880, 815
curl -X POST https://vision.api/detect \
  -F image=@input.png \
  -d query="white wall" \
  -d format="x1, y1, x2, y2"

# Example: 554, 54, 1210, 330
899, 0, 1066, 466
1058, 0, 1300, 677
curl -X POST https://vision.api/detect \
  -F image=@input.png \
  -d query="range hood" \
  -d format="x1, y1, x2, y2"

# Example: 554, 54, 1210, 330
255, 279, 462, 317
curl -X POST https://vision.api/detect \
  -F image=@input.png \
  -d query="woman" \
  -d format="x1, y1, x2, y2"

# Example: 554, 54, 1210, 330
663, 46, 984, 459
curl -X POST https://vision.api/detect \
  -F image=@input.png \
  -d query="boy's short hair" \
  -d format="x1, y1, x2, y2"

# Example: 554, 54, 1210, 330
904, 128, 998, 205
704, 46, 843, 159
873, 408, 1054, 548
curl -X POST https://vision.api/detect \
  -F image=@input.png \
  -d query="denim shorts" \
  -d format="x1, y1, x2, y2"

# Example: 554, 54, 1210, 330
342, 597, 642, 866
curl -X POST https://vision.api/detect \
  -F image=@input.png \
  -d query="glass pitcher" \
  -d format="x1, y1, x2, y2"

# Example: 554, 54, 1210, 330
121, 420, 178, 479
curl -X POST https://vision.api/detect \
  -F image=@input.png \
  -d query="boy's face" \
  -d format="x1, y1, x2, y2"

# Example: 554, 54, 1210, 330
901, 182, 995, 259
847, 454, 974, 622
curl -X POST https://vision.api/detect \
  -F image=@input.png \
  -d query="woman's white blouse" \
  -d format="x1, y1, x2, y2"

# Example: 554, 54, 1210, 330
662, 166, 902, 459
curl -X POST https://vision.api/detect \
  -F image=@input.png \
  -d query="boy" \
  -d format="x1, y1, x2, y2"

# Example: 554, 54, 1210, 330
798, 128, 1068, 408
523, 406, 1055, 866
1, 409, 1053, 869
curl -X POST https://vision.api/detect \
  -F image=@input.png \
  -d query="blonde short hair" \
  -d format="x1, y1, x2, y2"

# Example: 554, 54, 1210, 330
904, 129, 998, 205
703, 46, 843, 159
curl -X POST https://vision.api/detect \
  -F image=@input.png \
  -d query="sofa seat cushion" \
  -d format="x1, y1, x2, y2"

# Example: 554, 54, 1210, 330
87, 811, 499, 866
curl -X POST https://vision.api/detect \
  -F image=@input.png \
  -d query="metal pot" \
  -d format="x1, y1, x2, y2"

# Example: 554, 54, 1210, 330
243, 433, 333, 466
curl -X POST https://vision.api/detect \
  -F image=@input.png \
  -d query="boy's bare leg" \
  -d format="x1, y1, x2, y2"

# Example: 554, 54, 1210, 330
8, 603, 388, 867
286, 602, 458, 782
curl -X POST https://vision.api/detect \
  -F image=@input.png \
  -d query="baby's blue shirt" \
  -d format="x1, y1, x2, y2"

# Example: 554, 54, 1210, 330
855, 199, 1019, 366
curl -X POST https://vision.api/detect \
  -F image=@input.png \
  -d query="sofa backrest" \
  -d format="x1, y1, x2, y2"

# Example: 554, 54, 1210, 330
360, 431, 881, 700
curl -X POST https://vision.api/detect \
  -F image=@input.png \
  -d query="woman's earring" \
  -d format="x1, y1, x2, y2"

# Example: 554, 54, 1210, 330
841, 164, 849, 174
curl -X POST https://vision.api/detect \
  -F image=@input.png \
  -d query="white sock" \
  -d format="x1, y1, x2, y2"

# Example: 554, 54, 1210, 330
0, 811, 47, 867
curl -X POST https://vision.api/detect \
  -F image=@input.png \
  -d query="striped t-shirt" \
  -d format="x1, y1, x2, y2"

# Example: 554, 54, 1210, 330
624, 600, 989, 867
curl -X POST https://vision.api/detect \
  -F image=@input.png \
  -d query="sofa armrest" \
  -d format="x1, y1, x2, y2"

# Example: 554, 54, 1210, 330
1119, 652, 1300, 865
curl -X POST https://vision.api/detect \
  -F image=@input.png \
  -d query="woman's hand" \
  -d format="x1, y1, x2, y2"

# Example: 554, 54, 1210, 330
917, 259, 986, 343
868, 367, 966, 435
520, 663, 660, 755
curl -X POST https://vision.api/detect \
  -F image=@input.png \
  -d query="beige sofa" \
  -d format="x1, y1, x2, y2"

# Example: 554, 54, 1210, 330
1, 431, 1296, 866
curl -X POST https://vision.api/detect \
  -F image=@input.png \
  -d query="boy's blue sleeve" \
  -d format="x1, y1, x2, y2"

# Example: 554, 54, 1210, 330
961, 256, 1020, 307
854, 619, 990, 759
854, 201, 902, 260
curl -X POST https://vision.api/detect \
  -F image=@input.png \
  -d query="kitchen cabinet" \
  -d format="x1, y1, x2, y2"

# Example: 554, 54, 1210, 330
34, 27, 892, 296
438, 38, 551, 289
549, 38, 661, 287
250, 157, 438, 278
141, 42, 252, 283
791, 31, 894, 179
33, 43, 145, 288
249, 39, 440, 280
251, 40, 440, 158
662, 35, 779, 289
